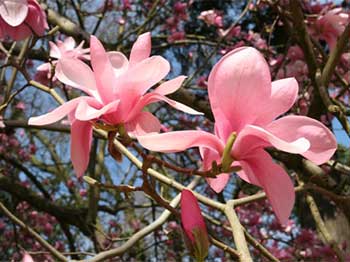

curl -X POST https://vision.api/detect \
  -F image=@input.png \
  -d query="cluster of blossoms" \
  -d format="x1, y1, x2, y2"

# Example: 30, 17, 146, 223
0, 0, 47, 41
0, 202, 63, 262
164, 1, 189, 42
235, 199, 345, 261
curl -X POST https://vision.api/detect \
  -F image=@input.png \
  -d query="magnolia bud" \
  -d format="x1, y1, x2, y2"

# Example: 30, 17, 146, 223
181, 189, 209, 262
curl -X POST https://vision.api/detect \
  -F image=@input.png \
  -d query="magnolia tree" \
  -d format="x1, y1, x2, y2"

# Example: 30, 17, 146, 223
0, 0, 349, 261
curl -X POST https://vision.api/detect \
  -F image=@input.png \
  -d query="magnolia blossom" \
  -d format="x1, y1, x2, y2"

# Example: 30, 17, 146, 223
181, 189, 209, 261
29, 32, 202, 177
308, 7, 349, 50
35, 37, 90, 84
0, 0, 47, 41
198, 10, 223, 27
138, 47, 337, 224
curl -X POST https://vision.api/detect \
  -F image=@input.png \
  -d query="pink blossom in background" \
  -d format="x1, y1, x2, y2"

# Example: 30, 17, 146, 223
138, 47, 337, 224
0, 115, 4, 128
167, 31, 185, 43
22, 252, 34, 262
35, 37, 90, 85
29, 32, 202, 177
0, 0, 47, 41
276, 46, 308, 82
198, 10, 223, 28
181, 189, 209, 261
308, 7, 349, 50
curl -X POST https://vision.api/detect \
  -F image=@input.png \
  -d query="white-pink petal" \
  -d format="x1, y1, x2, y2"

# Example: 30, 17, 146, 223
49, 41, 61, 59
0, 0, 28, 26
108, 51, 129, 78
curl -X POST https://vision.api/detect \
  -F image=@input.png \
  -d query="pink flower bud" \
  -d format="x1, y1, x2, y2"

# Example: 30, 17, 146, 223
181, 189, 209, 261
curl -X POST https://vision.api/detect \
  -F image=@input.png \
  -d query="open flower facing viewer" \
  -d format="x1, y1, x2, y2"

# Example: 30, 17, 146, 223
29, 32, 202, 177
138, 47, 337, 224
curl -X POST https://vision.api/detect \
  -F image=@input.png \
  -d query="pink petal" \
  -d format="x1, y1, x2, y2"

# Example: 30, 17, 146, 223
0, 0, 28, 26
137, 130, 224, 153
107, 51, 129, 77
154, 76, 186, 95
200, 147, 230, 193
49, 41, 61, 59
22, 252, 34, 262
36, 62, 51, 71
207, 174, 230, 193
75, 99, 119, 121
70, 119, 93, 177
233, 125, 310, 159
129, 32, 151, 66
116, 56, 170, 96
90, 35, 117, 103
255, 78, 299, 126
126, 92, 202, 122
62, 36, 76, 50
28, 97, 87, 126
208, 47, 271, 133
125, 111, 161, 136
56, 58, 99, 98
23, 0, 47, 35
238, 149, 295, 224
265, 116, 337, 165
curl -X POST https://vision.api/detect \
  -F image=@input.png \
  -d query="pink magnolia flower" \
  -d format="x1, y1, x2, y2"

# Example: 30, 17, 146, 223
29, 32, 202, 177
0, 0, 48, 41
181, 189, 209, 261
35, 37, 90, 84
198, 10, 223, 28
138, 47, 337, 224
308, 8, 349, 50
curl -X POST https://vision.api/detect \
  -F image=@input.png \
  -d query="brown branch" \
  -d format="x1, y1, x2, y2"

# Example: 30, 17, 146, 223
305, 193, 345, 261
